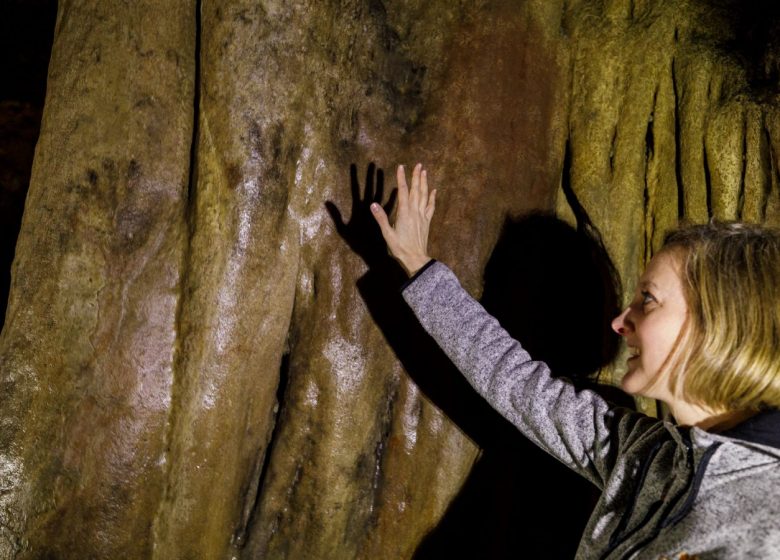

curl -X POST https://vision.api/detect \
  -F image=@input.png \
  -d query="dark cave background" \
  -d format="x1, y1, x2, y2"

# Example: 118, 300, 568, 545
0, 0, 56, 329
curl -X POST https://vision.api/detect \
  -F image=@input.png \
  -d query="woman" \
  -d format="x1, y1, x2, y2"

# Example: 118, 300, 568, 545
370, 164, 780, 558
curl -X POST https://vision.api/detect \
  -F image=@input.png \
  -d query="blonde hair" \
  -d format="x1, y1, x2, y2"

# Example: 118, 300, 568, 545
662, 222, 780, 411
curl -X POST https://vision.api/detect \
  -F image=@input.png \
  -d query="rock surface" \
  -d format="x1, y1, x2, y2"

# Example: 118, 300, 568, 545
0, 1, 195, 557
1, 0, 779, 558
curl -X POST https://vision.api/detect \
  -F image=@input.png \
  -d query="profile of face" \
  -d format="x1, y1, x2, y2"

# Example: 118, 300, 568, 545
611, 251, 688, 402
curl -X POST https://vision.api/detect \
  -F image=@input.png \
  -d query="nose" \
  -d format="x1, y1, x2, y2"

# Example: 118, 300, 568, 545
611, 307, 631, 336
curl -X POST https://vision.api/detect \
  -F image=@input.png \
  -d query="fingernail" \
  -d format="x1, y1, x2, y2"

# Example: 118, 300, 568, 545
370, 203, 380, 212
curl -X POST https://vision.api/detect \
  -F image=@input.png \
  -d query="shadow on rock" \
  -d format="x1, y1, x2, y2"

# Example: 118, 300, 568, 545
327, 163, 634, 559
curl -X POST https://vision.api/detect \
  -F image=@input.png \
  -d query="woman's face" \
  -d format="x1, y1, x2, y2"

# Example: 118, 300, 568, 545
611, 251, 688, 401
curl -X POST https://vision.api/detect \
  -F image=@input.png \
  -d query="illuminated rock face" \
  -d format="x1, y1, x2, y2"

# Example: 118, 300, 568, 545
0, 0, 778, 558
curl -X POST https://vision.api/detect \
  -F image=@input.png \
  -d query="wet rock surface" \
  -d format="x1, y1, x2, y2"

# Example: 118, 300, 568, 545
1, 0, 779, 558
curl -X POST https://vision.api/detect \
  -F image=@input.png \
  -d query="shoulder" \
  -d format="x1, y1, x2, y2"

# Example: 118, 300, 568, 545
693, 438, 780, 528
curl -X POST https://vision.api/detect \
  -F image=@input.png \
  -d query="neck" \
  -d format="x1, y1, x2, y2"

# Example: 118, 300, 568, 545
670, 400, 757, 432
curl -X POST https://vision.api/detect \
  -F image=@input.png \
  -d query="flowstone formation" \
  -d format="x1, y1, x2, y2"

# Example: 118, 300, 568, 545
0, 0, 778, 558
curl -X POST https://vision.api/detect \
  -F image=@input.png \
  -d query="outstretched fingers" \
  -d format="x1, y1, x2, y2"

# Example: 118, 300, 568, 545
370, 162, 436, 275
394, 162, 436, 222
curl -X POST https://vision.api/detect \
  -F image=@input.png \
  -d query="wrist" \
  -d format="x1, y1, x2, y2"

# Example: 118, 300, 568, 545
401, 254, 432, 276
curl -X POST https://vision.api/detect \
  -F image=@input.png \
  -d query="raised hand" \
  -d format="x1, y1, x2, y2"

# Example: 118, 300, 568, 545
371, 163, 436, 276
326, 163, 397, 269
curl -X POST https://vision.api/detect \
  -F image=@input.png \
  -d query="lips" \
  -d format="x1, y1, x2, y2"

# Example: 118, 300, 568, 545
627, 345, 640, 362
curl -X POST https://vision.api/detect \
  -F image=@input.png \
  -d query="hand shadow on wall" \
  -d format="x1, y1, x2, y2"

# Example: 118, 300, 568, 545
327, 163, 634, 560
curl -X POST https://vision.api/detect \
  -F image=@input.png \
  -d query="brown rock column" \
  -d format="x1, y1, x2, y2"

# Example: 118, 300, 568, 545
151, 1, 303, 556
229, 1, 570, 559
156, 1, 569, 558
0, 1, 195, 557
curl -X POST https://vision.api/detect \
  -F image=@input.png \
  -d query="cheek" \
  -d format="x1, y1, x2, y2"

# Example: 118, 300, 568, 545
640, 318, 682, 362
651, 327, 684, 365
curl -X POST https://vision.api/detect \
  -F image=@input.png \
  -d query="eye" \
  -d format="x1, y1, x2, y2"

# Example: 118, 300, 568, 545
641, 290, 656, 306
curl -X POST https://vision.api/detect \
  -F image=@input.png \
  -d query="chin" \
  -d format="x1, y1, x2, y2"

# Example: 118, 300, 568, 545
619, 369, 646, 396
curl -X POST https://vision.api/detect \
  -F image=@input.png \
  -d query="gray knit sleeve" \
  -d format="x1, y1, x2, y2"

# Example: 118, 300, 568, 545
402, 261, 657, 488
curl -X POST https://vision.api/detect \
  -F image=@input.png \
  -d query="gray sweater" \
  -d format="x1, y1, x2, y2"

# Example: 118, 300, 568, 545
402, 261, 780, 559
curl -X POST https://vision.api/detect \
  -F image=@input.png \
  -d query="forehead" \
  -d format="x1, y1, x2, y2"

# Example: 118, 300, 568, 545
640, 251, 684, 290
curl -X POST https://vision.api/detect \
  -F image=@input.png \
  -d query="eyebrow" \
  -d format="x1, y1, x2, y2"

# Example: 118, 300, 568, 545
639, 280, 658, 290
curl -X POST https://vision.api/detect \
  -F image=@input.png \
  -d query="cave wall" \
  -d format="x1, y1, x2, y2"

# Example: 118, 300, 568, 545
1, 0, 779, 558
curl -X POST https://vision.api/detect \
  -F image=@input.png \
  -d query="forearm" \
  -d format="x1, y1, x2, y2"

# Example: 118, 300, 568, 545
402, 261, 647, 487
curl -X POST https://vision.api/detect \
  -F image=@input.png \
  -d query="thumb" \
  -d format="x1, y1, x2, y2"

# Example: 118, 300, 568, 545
370, 202, 395, 244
